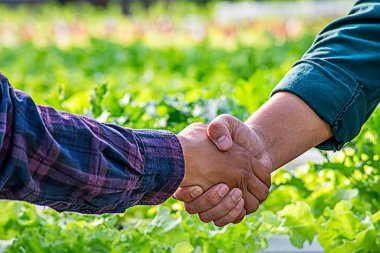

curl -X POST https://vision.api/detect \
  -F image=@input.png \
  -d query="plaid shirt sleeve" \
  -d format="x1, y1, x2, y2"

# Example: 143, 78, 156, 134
0, 73, 185, 214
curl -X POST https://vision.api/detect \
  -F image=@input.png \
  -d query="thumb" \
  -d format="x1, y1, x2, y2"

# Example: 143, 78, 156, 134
173, 186, 203, 202
207, 114, 240, 151
208, 114, 264, 156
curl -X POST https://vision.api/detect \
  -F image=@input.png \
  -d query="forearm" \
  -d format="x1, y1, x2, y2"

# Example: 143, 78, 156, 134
248, 1, 380, 172
245, 92, 332, 172
269, 1, 380, 152
0, 74, 184, 214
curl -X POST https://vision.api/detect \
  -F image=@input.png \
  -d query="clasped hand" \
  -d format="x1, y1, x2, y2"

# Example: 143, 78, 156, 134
175, 115, 272, 227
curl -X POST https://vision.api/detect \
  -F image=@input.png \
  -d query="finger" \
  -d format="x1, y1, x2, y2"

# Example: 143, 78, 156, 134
243, 191, 260, 215
198, 188, 243, 223
246, 176, 269, 204
250, 156, 272, 188
208, 114, 263, 156
207, 114, 234, 151
213, 198, 245, 227
173, 186, 203, 202
184, 184, 229, 214
233, 208, 247, 224
247, 158, 270, 200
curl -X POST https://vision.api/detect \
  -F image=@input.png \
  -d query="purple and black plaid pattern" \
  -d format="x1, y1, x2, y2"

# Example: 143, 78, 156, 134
0, 73, 185, 214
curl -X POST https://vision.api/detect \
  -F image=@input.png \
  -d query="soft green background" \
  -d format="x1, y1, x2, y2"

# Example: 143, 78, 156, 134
0, 2, 378, 252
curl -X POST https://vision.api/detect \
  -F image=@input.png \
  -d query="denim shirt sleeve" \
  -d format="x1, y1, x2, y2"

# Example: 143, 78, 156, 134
0, 73, 185, 214
271, 0, 380, 151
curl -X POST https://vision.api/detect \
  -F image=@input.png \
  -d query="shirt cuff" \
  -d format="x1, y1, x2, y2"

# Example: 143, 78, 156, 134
271, 60, 366, 151
133, 130, 185, 205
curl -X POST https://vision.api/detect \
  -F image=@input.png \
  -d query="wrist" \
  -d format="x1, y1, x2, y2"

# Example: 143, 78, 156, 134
245, 92, 333, 171
176, 134, 189, 187
176, 133, 206, 189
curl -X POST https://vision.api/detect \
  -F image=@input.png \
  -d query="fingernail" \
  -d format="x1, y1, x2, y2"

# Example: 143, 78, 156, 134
218, 185, 229, 197
232, 189, 242, 201
217, 135, 230, 150
190, 188, 202, 198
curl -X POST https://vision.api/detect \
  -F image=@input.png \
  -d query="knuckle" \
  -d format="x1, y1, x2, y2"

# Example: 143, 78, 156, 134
212, 114, 235, 128
221, 202, 233, 213
221, 114, 236, 122
206, 194, 219, 206
218, 114, 231, 120
207, 123, 221, 137
208, 121, 222, 131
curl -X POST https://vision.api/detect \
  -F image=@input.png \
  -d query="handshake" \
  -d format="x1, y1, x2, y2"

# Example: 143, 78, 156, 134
174, 114, 273, 227
173, 92, 333, 226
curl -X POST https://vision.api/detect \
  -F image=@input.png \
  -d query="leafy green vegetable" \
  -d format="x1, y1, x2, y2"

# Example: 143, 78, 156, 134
278, 201, 316, 248
317, 201, 379, 253
0, 2, 378, 252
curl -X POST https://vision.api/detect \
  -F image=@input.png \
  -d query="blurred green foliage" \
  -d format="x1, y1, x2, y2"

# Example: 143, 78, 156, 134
0, 2, 378, 253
